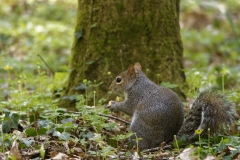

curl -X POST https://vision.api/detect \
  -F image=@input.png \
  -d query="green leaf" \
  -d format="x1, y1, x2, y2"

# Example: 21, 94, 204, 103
3, 110, 11, 117
40, 144, 45, 159
29, 115, 35, 124
56, 127, 64, 133
59, 132, 71, 141
85, 131, 94, 138
38, 120, 54, 128
37, 128, 47, 135
2, 121, 11, 133
107, 138, 117, 148
53, 131, 71, 141
10, 113, 20, 129
53, 72, 68, 84
61, 118, 74, 124
25, 128, 38, 136
56, 108, 67, 113
125, 132, 134, 139
160, 81, 178, 89
60, 122, 73, 128
53, 131, 61, 137
21, 139, 34, 147
2, 112, 20, 133
101, 146, 114, 157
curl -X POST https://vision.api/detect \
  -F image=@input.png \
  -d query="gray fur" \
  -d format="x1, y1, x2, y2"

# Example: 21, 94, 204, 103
177, 88, 239, 139
108, 63, 238, 150
108, 63, 184, 150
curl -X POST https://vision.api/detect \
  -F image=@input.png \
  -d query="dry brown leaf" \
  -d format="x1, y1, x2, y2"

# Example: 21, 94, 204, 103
73, 147, 83, 153
178, 148, 197, 160
0, 153, 6, 160
12, 130, 22, 136
132, 151, 140, 160
9, 140, 22, 160
204, 155, 215, 160
50, 152, 69, 160
50, 151, 59, 158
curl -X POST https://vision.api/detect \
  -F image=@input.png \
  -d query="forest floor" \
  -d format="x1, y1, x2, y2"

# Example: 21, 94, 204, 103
1, 0, 240, 159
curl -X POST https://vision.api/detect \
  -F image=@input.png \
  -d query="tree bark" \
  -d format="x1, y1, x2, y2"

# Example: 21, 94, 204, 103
60, 0, 186, 109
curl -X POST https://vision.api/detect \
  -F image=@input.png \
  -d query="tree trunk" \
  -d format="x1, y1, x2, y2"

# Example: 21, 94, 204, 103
60, 0, 186, 109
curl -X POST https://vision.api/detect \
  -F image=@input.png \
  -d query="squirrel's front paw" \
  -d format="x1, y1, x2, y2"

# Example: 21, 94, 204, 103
106, 100, 117, 112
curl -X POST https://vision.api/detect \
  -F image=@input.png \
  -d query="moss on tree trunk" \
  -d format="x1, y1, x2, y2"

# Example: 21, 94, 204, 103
60, 0, 186, 109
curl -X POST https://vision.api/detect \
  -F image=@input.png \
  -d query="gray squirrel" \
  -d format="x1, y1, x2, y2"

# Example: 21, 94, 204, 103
107, 62, 238, 150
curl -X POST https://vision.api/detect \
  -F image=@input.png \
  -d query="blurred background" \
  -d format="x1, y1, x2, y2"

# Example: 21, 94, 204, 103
0, 0, 240, 101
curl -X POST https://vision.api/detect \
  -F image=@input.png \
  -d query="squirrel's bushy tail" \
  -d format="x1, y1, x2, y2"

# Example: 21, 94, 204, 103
177, 88, 239, 139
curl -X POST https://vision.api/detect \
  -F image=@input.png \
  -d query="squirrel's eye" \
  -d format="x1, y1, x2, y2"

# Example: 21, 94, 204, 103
116, 77, 122, 83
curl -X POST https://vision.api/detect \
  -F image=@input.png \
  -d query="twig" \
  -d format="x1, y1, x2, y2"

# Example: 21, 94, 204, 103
142, 142, 173, 153
21, 149, 40, 157
142, 147, 161, 153
98, 113, 130, 125
37, 54, 54, 75
67, 111, 81, 114
101, 129, 115, 137
66, 111, 130, 125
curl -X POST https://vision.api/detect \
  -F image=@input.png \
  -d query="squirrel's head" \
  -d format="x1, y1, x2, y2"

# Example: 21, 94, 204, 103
109, 62, 141, 93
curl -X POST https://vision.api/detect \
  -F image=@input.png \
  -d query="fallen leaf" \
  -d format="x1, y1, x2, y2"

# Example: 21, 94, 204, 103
0, 153, 6, 160
178, 148, 197, 160
49, 152, 69, 160
9, 140, 22, 160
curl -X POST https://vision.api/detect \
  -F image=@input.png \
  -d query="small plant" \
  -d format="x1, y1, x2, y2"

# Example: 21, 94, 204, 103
40, 144, 45, 159
220, 65, 230, 92
174, 135, 180, 154
195, 129, 203, 147
111, 132, 134, 151
208, 128, 211, 152
1, 0, 240, 159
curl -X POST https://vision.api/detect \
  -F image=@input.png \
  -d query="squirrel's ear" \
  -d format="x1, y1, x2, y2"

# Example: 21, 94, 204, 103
134, 62, 141, 70
128, 64, 136, 75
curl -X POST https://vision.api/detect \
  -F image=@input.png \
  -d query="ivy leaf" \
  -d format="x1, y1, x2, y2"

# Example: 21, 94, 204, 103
25, 128, 37, 136
61, 118, 74, 124
21, 139, 34, 147
56, 108, 67, 113
38, 120, 54, 128
9, 113, 20, 128
59, 132, 71, 141
37, 128, 47, 135
56, 127, 64, 133
2, 121, 11, 133
62, 95, 76, 100
53, 130, 61, 137
2, 113, 20, 133
53, 131, 71, 141
85, 131, 94, 139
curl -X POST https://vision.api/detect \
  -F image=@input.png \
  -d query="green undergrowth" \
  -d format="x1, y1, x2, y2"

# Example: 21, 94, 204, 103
1, 0, 240, 159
